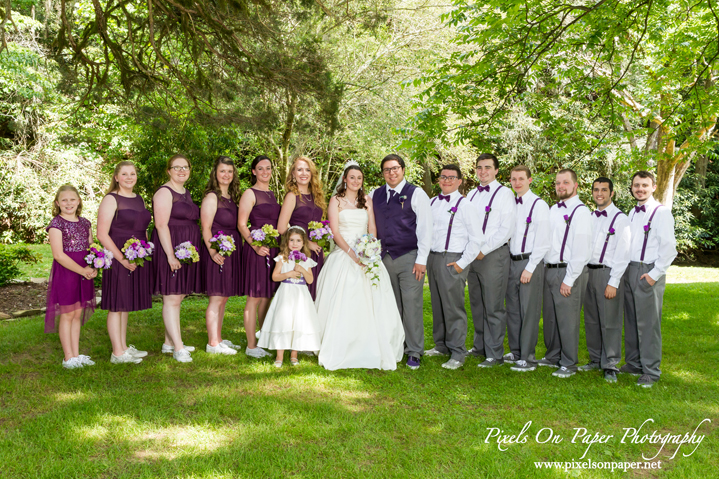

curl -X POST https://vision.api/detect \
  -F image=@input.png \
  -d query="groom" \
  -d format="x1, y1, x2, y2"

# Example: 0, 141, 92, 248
370, 154, 433, 370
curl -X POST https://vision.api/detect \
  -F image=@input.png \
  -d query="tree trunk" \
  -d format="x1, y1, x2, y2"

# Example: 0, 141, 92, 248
696, 155, 709, 188
421, 158, 433, 196
278, 92, 297, 186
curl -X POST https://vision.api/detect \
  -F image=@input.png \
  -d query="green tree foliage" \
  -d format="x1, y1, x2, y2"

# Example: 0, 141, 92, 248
0, 244, 41, 286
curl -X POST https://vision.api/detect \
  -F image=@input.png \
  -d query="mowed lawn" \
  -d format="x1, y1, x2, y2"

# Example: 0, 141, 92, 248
0, 254, 717, 477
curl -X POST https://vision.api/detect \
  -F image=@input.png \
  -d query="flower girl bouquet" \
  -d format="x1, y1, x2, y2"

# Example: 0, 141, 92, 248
308, 220, 334, 252
353, 234, 382, 286
209, 231, 236, 272
250, 224, 280, 267
288, 250, 307, 263
85, 243, 113, 270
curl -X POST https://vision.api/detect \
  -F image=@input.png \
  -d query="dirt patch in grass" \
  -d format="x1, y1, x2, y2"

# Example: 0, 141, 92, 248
0, 282, 48, 314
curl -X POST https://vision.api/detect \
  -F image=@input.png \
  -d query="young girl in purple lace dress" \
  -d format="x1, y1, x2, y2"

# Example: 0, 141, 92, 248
45, 184, 97, 369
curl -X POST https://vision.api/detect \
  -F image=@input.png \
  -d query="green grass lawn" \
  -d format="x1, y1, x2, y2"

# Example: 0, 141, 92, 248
1, 277, 717, 478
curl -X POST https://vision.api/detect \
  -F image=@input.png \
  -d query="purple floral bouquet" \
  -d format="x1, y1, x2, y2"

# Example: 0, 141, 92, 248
250, 224, 280, 267
288, 250, 308, 264
85, 243, 113, 270
209, 231, 236, 273
122, 237, 154, 268
174, 241, 200, 264
308, 220, 334, 251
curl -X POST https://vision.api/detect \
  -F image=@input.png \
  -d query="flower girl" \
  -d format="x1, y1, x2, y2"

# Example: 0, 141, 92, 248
46, 184, 98, 369
258, 226, 321, 367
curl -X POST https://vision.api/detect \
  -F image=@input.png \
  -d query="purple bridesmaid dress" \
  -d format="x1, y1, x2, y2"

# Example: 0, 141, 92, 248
241, 188, 281, 298
289, 193, 325, 300
45, 216, 96, 333
151, 186, 202, 295
100, 193, 153, 312
201, 192, 242, 297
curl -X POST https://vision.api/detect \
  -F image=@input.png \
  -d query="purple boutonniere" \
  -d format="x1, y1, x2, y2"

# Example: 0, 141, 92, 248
608, 227, 616, 235
399, 195, 407, 209
643, 224, 650, 235
485, 206, 491, 215
526, 216, 532, 224
449, 206, 458, 215
563, 214, 570, 224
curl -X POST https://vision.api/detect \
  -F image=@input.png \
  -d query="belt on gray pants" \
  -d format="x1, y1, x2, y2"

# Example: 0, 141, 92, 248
510, 253, 531, 261
588, 264, 608, 270
629, 261, 655, 267
545, 263, 567, 269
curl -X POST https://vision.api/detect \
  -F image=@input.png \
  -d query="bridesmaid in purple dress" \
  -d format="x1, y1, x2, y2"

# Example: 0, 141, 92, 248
46, 184, 97, 369
277, 156, 326, 300
152, 154, 202, 363
97, 161, 152, 365
238, 155, 280, 358
200, 156, 242, 355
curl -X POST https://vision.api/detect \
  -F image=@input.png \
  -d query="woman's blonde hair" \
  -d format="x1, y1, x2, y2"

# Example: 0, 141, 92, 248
279, 226, 311, 259
106, 161, 137, 194
285, 156, 326, 215
52, 184, 83, 217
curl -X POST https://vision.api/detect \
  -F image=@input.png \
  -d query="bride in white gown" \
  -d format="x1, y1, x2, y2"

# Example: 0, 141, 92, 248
315, 163, 405, 370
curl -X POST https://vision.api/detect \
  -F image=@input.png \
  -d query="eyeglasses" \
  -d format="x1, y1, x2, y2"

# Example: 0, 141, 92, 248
439, 175, 458, 181
171, 166, 191, 171
382, 166, 402, 174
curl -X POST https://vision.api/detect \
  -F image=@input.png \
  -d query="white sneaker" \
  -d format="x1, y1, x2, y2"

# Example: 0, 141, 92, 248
245, 346, 270, 358
220, 339, 242, 351
502, 352, 518, 364
62, 357, 83, 369
78, 355, 95, 366
424, 348, 448, 357
162, 344, 195, 353
206, 343, 237, 355
125, 345, 148, 358
441, 358, 463, 370
173, 348, 193, 363
111, 351, 143, 364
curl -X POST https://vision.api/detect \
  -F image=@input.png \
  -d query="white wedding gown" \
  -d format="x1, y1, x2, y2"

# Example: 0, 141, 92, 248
315, 208, 405, 370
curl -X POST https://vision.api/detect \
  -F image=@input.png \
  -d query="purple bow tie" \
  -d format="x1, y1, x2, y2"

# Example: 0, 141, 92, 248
557, 201, 567, 208
594, 210, 607, 217
515, 196, 523, 205
438, 194, 451, 202
476, 185, 490, 193
635, 205, 646, 213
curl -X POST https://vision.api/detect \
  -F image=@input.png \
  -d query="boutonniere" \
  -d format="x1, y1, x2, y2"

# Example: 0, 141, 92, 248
607, 227, 616, 236
563, 214, 570, 225
449, 206, 458, 216
526, 216, 532, 224
484, 206, 491, 215
643, 224, 651, 235
399, 195, 407, 209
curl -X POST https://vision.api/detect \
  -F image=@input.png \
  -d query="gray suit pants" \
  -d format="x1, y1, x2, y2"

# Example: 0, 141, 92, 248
383, 250, 425, 358
543, 265, 589, 371
623, 262, 665, 380
428, 252, 469, 362
505, 258, 544, 361
583, 267, 623, 372
467, 244, 510, 359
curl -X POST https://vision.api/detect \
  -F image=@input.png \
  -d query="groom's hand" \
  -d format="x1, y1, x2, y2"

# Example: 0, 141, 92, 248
412, 263, 426, 281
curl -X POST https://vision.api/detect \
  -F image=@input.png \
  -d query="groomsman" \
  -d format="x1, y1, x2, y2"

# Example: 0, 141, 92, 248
581, 177, 631, 383
425, 164, 484, 370
622, 171, 677, 388
370, 154, 433, 370
504, 166, 551, 372
466, 153, 516, 367
539, 169, 593, 378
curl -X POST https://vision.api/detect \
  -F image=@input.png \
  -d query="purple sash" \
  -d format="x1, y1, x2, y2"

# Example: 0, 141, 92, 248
282, 277, 307, 285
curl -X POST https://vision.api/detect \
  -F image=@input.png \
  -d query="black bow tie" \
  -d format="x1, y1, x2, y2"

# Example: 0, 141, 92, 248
476, 185, 490, 193
594, 210, 607, 217
515, 197, 523, 205
635, 205, 646, 213
557, 201, 567, 208
438, 194, 451, 202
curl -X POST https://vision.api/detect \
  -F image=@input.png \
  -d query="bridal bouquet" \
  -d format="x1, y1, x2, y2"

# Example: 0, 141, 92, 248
209, 231, 236, 273
308, 220, 334, 251
250, 224, 280, 267
353, 234, 382, 287
122, 237, 154, 267
85, 243, 113, 269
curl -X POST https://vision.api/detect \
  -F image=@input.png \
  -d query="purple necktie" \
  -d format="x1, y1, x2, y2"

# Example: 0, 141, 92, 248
390, 190, 397, 199
515, 197, 523, 205
557, 201, 567, 208
477, 185, 490, 193
635, 205, 646, 213
594, 210, 607, 217
438, 194, 451, 202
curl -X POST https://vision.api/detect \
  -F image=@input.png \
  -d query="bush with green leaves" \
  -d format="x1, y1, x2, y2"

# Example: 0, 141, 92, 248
0, 244, 41, 287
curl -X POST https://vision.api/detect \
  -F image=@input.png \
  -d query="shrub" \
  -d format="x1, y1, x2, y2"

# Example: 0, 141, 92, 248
0, 245, 42, 287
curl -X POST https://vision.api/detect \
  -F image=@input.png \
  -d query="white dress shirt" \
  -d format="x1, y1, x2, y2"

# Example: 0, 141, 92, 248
430, 189, 484, 270
589, 203, 631, 288
628, 198, 677, 281
545, 195, 594, 287
369, 179, 433, 265
468, 180, 516, 255
508, 190, 550, 273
